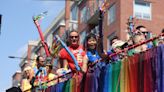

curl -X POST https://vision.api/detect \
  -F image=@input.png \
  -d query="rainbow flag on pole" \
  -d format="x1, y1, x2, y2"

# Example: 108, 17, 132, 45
33, 11, 48, 21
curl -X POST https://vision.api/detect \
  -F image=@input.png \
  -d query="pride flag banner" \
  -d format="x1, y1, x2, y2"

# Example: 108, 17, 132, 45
43, 45, 164, 92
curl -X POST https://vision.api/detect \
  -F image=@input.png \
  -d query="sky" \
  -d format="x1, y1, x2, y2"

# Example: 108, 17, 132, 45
0, 0, 65, 91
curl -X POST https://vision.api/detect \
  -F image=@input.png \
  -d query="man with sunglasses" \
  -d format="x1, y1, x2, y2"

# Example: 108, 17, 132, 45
59, 30, 88, 92
136, 25, 154, 48
59, 30, 88, 73
136, 25, 149, 37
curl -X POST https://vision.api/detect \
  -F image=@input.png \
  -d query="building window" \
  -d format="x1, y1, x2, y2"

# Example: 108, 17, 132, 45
69, 20, 78, 31
71, 5, 78, 21
80, 31, 86, 44
108, 4, 116, 25
86, 8, 90, 21
91, 25, 99, 35
133, 1, 152, 20
80, 6, 87, 23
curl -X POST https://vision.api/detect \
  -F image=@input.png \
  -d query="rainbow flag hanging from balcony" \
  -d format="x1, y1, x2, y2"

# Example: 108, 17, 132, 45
32, 45, 164, 92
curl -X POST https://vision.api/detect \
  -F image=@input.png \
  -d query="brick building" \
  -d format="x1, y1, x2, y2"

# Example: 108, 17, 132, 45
20, 0, 164, 68
76, 0, 164, 50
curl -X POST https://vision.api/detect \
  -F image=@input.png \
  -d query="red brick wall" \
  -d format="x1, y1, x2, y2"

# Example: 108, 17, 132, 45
120, 0, 164, 40
65, 0, 70, 30
78, 0, 88, 33
120, 0, 133, 40
27, 45, 32, 63
104, 0, 121, 49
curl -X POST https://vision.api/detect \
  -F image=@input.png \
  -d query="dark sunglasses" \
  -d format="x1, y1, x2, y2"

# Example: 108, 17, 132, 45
69, 36, 79, 39
142, 32, 149, 34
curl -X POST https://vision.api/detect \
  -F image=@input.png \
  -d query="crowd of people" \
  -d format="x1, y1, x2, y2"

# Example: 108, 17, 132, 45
9, 25, 164, 92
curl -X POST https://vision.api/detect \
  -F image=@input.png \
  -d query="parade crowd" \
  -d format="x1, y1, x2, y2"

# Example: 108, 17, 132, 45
10, 25, 164, 92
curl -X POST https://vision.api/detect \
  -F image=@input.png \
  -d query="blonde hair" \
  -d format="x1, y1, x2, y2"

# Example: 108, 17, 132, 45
23, 66, 32, 72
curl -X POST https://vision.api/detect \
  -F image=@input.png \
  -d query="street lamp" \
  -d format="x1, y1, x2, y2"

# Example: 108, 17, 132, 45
8, 56, 36, 60
8, 56, 37, 69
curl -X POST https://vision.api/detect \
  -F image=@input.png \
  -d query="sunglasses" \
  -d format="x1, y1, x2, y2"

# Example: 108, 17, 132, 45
69, 36, 79, 39
142, 32, 149, 34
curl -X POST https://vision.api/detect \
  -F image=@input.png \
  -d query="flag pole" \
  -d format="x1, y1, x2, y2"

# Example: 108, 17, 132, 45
33, 12, 51, 57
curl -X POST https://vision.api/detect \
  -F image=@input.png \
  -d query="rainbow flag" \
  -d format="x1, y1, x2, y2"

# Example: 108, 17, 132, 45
44, 45, 164, 92
33, 11, 48, 21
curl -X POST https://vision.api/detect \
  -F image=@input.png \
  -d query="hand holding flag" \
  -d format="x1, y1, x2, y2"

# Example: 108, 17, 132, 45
33, 11, 51, 57
99, 0, 110, 13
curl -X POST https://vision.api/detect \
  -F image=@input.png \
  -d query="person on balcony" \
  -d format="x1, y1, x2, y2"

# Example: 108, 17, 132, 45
83, 33, 105, 92
45, 63, 57, 87
136, 25, 155, 48
132, 33, 148, 53
58, 30, 88, 92
32, 55, 48, 91
21, 66, 34, 92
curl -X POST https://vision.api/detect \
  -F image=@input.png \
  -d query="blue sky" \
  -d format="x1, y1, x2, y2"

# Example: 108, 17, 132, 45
0, 0, 65, 91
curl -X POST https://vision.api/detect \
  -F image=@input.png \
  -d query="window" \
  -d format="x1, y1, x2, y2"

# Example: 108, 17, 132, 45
86, 8, 90, 21
71, 5, 78, 21
80, 6, 87, 23
80, 31, 86, 44
133, 1, 152, 20
91, 25, 99, 35
108, 4, 116, 25
69, 21, 78, 31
